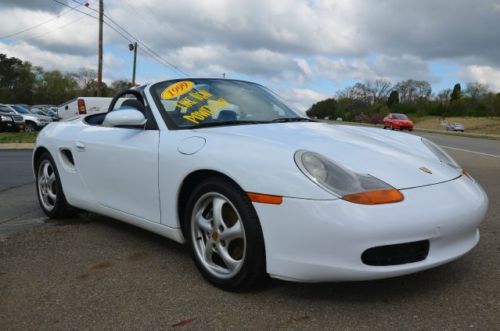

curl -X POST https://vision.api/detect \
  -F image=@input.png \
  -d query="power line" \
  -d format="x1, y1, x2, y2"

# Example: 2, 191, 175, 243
19, 15, 88, 43
0, 3, 82, 40
51, 0, 135, 44
67, 0, 189, 76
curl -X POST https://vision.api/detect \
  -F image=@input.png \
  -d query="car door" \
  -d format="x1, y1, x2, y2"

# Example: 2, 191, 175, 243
74, 105, 161, 223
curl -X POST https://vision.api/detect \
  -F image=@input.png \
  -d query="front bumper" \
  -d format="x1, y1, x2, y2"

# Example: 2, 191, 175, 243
254, 175, 488, 282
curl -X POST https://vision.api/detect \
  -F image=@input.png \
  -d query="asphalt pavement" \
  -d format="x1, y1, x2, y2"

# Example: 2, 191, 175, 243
0, 133, 499, 330
0, 150, 33, 191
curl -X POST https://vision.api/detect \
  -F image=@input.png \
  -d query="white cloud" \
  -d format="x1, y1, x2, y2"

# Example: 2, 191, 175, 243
314, 54, 437, 84
461, 65, 500, 91
279, 88, 329, 113
315, 56, 375, 83
1, 0, 500, 91
0, 41, 126, 82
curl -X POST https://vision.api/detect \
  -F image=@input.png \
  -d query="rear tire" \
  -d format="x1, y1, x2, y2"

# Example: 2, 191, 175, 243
184, 177, 267, 291
35, 152, 77, 218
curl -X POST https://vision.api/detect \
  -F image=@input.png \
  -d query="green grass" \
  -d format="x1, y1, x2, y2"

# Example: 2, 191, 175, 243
0, 132, 38, 143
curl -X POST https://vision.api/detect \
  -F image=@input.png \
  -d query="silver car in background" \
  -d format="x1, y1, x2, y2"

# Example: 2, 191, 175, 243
446, 122, 465, 132
0, 104, 52, 132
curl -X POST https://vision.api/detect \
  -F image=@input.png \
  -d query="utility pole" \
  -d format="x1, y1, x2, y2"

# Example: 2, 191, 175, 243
129, 42, 138, 86
97, 0, 103, 96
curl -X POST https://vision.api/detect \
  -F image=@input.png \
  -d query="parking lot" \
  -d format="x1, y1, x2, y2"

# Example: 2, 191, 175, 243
1, 132, 499, 330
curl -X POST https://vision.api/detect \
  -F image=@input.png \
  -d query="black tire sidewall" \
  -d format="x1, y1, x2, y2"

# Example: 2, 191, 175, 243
184, 178, 266, 291
25, 122, 36, 132
35, 152, 73, 218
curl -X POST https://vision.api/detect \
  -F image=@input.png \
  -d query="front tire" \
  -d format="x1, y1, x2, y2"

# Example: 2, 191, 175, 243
36, 152, 76, 218
25, 121, 36, 132
184, 177, 266, 291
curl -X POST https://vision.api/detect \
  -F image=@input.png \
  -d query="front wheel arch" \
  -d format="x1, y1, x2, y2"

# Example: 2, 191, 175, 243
25, 120, 37, 131
177, 170, 247, 238
33, 146, 50, 174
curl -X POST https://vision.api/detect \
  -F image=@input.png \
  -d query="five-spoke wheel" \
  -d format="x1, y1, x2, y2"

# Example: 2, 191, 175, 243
37, 159, 57, 212
35, 152, 76, 218
191, 193, 246, 279
185, 177, 266, 291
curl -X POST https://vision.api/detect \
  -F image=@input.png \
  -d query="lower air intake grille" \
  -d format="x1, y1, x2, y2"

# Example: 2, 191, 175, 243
361, 240, 430, 266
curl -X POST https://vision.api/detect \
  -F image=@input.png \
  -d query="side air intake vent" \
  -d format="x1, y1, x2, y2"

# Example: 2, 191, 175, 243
60, 149, 75, 166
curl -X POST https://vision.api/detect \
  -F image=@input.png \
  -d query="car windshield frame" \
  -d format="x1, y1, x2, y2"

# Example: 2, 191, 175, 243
149, 79, 307, 130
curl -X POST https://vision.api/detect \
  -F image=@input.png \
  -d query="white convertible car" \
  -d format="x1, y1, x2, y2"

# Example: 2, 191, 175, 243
33, 79, 488, 290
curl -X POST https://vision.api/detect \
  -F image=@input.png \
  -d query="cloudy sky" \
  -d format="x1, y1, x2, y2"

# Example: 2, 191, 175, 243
1, 0, 499, 110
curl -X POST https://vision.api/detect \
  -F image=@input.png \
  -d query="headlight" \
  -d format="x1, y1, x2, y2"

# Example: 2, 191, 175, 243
421, 138, 460, 169
294, 150, 404, 204
1, 115, 10, 121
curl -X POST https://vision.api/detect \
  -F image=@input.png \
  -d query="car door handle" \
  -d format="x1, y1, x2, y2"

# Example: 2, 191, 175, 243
75, 141, 86, 151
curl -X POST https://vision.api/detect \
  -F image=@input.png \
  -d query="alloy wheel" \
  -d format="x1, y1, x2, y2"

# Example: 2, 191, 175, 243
191, 192, 246, 279
37, 159, 57, 211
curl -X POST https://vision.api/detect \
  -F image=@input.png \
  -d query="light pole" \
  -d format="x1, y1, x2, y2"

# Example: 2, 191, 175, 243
128, 42, 138, 86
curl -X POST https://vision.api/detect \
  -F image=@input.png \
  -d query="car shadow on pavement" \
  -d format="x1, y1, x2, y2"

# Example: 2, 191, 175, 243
43, 211, 476, 301
267, 259, 473, 302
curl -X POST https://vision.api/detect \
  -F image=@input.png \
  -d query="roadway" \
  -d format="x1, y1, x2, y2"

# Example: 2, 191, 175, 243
0, 133, 499, 329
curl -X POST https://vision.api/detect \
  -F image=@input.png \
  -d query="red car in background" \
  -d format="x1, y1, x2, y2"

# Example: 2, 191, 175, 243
383, 113, 414, 131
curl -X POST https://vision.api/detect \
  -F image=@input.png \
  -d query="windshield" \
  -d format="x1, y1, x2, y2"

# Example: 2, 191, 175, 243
393, 113, 409, 120
151, 79, 304, 129
30, 108, 45, 115
10, 105, 30, 114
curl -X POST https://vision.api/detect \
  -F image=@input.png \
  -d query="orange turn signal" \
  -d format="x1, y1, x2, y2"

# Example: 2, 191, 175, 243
462, 169, 472, 179
342, 189, 404, 205
247, 192, 283, 205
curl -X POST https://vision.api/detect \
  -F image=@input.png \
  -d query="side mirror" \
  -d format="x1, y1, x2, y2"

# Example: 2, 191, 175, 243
102, 108, 147, 128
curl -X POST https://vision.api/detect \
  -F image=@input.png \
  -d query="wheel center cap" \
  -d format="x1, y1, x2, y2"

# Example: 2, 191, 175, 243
211, 231, 219, 241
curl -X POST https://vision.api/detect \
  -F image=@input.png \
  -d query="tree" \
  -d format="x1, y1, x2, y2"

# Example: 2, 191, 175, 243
336, 83, 371, 104
450, 83, 461, 102
72, 68, 97, 89
0, 54, 36, 104
437, 89, 451, 104
464, 82, 490, 99
393, 79, 432, 102
34, 70, 79, 104
110, 79, 133, 93
306, 98, 337, 119
364, 79, 392, 103
387, 90, 399, 108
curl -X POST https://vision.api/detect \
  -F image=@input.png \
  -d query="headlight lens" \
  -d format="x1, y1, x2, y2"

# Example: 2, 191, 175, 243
1, 115, 9, 121
295, 150, 404, 204
421, 138, 460, 169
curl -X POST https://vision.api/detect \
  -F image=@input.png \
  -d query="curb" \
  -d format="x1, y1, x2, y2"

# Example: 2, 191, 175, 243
0, 143, 35, 150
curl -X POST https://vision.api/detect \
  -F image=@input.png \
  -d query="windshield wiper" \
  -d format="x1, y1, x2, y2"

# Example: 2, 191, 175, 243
190, 120, 268, 128
270, 117, 316, 123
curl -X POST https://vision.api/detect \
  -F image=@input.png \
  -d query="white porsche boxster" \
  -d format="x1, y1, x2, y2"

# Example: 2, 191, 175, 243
33, 79, 488, 291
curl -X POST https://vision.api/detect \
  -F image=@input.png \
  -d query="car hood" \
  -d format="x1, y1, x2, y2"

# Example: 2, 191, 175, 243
196, 122, 461, 190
